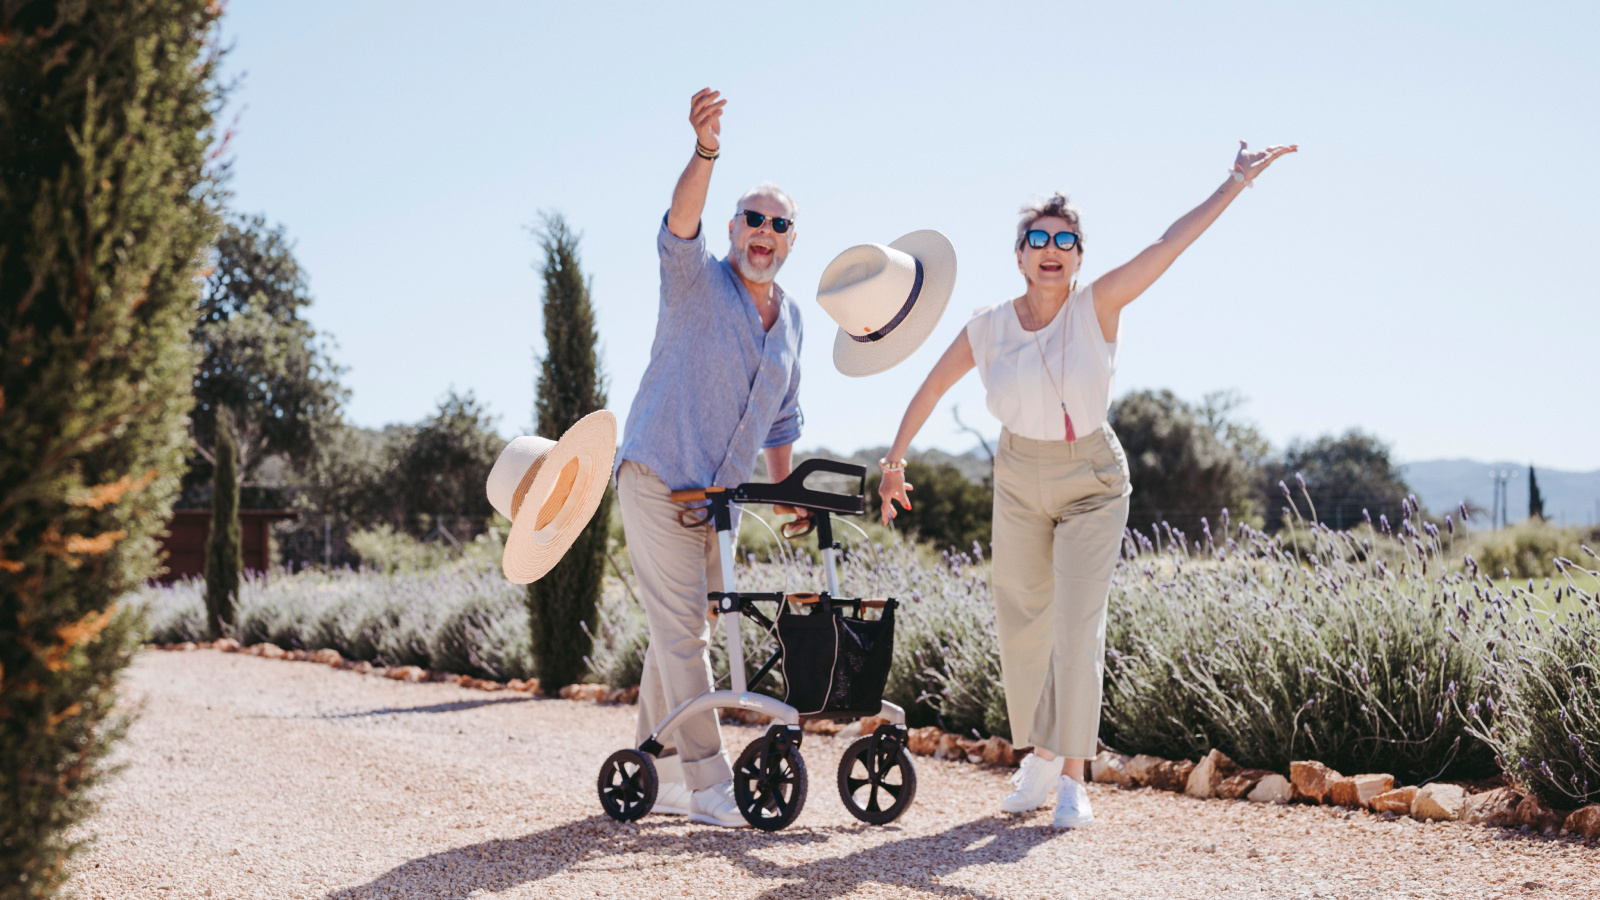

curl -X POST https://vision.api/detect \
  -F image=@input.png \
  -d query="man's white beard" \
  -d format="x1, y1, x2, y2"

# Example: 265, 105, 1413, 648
731, 244, 783, 284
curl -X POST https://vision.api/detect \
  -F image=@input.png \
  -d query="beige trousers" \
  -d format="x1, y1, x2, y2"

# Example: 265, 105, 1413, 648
616, 460, 735, 790
991, 425, 1131, 760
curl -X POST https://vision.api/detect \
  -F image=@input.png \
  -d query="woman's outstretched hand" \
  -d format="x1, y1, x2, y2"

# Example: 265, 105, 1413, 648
878, 470, 913, 526
1233, 141, 1298, 183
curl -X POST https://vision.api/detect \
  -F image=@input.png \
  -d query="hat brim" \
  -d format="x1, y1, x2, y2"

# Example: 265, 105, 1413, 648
831, 229, 957, 378
502, 410, 617, 585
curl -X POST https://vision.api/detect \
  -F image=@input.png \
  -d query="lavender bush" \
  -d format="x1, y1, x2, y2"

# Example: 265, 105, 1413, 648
1469, 549, 1600, 805
132, 496, 1600, 798
133, 535, 535, 681
1103, 495, 1498, 782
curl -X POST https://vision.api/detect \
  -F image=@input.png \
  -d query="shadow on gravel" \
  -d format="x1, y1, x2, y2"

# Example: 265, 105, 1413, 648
326, 814, 1057, 900
311, 697, 535, 719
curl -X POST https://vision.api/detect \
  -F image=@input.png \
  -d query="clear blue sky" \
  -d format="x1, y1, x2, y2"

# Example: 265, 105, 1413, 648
216, 0, 1599, 470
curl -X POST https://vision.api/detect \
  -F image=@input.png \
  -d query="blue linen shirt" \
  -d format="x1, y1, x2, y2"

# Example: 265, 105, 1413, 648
615, 215, 803, 492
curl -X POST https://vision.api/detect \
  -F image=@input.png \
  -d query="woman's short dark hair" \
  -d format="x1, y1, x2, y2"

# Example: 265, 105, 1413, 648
1016, 193, 1085, 251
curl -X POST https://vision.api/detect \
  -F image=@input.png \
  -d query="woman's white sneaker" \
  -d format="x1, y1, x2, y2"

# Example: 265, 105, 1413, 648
652, 780, 692, 816
1053, 775, 1094, 828
1001, 752, 1064, 813
689, 781, 749, 827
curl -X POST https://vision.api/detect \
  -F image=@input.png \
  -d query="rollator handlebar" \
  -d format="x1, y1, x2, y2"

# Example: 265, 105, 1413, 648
707, 590, 894, 618
669, 459, 867, 516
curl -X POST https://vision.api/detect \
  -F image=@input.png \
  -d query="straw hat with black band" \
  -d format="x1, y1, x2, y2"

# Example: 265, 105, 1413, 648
485, 409, 617, 584
817, 229, 957, 377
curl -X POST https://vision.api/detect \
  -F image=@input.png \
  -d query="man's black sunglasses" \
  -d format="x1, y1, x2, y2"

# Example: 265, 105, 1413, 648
741, 210, 793, 234
1022, 229, 1081, 251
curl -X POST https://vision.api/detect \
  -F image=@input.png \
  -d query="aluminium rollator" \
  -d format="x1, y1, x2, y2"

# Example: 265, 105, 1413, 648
596, 458, 917, 831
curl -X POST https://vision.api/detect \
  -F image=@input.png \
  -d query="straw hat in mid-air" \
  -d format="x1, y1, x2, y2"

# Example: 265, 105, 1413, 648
817, 229, 957, 377
485, 409, 617, 584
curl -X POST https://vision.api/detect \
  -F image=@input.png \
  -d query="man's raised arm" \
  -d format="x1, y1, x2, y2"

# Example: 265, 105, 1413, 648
666, 88, 725, 240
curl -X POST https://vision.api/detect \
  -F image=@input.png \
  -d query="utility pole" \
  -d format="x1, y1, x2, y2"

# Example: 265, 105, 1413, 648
1489, 468, 1519, 529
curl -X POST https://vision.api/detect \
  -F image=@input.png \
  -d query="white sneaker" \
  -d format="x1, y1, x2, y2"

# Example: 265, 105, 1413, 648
652, 780, 692, 816
689, 780, 749, 828
1001, 752, 1064, 813
1053, 775, 1094, 828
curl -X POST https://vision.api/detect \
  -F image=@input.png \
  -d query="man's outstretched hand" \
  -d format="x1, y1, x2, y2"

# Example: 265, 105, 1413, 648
690, 88, 725, 152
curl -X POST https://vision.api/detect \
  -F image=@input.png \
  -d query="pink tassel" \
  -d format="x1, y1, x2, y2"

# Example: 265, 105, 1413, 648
1064, 409, 1077, 443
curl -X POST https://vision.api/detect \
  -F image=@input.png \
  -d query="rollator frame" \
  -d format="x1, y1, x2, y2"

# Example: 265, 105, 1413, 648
596, 458, 917, 831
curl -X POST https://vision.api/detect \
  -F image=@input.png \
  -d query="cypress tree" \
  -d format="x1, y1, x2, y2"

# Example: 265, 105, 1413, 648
526, 214, 610, 693
203, 406, 242, 638
1528, 465, 1544, 521
0, 2, 221, 896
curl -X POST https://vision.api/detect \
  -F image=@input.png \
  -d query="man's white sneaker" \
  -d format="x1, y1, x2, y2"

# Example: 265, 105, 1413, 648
1001, 752, 1064, 813
1053, 775, 1095, 828
689, 780, 749, 828
652, 780, 692, 816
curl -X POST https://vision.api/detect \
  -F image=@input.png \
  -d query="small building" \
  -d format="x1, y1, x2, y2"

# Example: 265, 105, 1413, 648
158, 509, 299, 583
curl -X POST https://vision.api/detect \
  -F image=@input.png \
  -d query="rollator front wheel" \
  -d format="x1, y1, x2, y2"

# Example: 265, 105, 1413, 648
733, 729, 808, 831
838, 732, 917, 825
598, 748, 658, 822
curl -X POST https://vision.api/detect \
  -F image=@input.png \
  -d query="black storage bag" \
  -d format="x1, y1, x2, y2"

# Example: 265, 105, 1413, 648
776, 598, 896, 717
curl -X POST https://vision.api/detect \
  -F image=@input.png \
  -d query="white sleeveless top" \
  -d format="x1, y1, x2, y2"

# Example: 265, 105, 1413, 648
965, 284, 1120, 442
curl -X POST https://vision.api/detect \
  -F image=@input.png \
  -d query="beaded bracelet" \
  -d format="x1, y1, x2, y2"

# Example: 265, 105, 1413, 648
695, 141, 720, 161
878, 457, 907, 474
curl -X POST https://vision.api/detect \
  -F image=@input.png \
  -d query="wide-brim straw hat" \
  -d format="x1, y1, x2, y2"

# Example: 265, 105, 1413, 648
819, 229, 957, 377
485, 409, 617, 585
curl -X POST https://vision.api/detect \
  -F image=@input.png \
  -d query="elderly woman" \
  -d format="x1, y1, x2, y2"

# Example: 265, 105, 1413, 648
878, 141, 1296, 828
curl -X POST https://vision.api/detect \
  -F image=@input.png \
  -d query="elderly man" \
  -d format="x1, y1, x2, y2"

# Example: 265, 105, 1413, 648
613, 88, 805, 828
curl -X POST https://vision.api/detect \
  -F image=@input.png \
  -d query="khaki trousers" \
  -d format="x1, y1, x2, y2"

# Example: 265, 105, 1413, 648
991, 425, 1131, 760
616, 460, 735, 790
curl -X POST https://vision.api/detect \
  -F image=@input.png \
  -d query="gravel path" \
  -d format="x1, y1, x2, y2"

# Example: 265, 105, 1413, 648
69, 650, 1598, 900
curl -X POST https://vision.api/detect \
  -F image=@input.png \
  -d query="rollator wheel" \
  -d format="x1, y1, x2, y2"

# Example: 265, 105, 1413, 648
597, 749, 658, 822
838, 733, 918, 825
732, 730, 808, 831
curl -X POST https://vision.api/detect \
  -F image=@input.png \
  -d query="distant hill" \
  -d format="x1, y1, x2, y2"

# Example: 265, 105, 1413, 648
1398, 460, 1600, 527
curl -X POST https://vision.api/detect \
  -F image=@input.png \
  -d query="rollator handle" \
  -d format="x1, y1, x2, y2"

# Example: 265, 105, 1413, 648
669, 486, 725, 503
732, 458, 866, 515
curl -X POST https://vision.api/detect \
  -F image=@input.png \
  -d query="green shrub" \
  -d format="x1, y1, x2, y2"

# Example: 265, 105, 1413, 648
348, 524, 454, 573
0, 2, 220, 895
866, 460, 992, 553
1469, 519, 1599, 581
1469, 551, 1600, 805
1111, 389, 1255, 537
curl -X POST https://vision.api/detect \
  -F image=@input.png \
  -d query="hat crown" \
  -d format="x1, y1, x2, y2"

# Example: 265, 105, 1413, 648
487, 435, 557, 521
816, 243, 919, 336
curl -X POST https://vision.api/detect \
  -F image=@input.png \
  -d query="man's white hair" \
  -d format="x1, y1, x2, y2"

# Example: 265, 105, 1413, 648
734, 181, 798, 219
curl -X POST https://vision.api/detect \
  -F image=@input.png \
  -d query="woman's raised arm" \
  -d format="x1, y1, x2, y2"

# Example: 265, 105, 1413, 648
877, 330, 977, 524
1090, 141, 1297, 341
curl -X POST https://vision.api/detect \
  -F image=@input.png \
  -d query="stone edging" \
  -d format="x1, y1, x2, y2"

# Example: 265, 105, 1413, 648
1087, 748, 1600, 840
150, 641, 1600, 840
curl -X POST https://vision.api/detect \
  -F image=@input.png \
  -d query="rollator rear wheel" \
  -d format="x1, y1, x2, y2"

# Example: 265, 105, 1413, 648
733, 730, 808, 831
838, 732, 917, 825
597, 749, 658, 822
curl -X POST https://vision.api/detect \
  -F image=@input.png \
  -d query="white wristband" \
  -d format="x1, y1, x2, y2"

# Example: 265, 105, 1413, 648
1230, 166, 1254, 189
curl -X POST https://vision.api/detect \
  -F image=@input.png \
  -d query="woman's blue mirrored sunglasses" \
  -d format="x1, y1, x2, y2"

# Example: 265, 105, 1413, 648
742, 209, 793, 233
1023, 229, 1080, 250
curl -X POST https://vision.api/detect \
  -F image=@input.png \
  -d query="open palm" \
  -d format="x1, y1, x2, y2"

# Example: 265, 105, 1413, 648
1233, 140, 1298, 182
